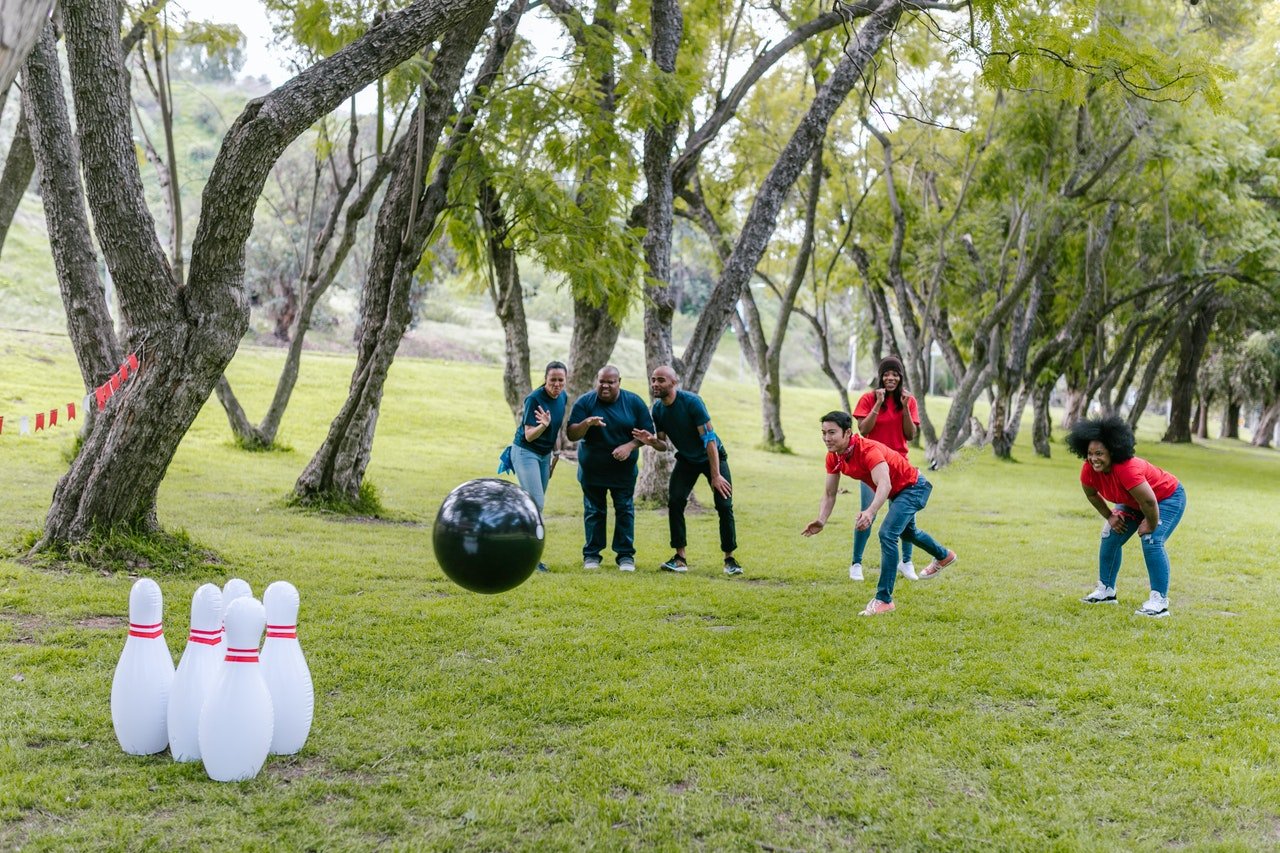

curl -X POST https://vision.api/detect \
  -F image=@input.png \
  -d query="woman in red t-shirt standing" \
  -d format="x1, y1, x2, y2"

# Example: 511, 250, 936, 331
848, 356, 921, 583
1066, 415, 1187, 618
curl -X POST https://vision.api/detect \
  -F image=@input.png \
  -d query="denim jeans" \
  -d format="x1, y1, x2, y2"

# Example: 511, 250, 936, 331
852, 480, 914, 566
510, 444, 552, 513
875, 474, 948, 603
1098, 484, 1186, 596
581, 483, 636, 563
668, 456, 736, 554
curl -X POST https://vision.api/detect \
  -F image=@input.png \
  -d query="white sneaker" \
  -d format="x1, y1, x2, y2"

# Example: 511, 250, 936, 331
583, 558, 602, 570
1135, 591, 1169, 618
897, 561, 918, 581
1081, 583, 1117, 604
849, 563, 864, 581
618, 558, 636, 572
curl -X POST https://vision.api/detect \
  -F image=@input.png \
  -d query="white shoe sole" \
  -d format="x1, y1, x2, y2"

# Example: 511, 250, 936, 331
1135, 609, 1168, 618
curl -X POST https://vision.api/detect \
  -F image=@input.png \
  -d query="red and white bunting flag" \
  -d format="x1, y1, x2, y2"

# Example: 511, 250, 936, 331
34, 412, 45, 432
48, 407, 58, 428
127, 353, 138, 373
0, 415, 4, 435
108, 372, 122, 394
95, 384, 110, 411
82, 394, 91, 415
67, 401, 76, 421
19, 416, 30, 436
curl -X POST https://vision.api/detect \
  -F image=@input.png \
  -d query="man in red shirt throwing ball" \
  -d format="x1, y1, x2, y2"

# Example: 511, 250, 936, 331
803, 411, 958, 616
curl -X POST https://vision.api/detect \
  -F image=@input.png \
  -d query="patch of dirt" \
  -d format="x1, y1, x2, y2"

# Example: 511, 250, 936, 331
0, 611, 54, 641
76, 616, 125, 630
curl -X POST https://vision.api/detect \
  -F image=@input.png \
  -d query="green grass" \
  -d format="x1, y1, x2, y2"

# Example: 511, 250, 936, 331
3, 328, 1280, 850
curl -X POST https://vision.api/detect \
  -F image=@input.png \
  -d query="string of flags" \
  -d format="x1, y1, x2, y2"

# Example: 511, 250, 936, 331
0, 353, 139, 438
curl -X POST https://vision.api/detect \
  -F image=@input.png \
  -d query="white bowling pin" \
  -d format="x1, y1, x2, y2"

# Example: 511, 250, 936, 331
167, 583, 224, 762
198, 597, 274, 782
110, 578, 175, 755
261, 581, 314, 755
219, 578, 252, 658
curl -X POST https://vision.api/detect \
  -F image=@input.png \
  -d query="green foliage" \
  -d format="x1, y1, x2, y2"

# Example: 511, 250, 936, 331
22, 525, 221, 578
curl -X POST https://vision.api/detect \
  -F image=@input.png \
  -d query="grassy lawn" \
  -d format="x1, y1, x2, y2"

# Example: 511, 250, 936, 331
2, 329, 1280, 850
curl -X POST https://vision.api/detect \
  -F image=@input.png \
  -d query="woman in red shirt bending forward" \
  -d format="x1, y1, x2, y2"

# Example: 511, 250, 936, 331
1066, 415, 1187, 618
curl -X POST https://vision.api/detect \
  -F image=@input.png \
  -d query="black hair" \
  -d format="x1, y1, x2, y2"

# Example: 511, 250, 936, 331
1065, 414, 1137, 463
544, 361, 567, 378
821, 410, 853, 432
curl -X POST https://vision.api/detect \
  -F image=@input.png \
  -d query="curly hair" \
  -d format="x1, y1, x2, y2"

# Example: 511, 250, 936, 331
1066, 414, 1137, 463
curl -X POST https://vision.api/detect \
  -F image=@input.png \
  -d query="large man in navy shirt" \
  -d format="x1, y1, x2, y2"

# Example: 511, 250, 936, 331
631, 365, 742, 576
567, 365, 655, 571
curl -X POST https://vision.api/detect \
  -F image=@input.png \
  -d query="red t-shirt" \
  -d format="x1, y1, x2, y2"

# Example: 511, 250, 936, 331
1079, 456, 1180, 505
826, 434, 920, 497
852, 392, 919, 457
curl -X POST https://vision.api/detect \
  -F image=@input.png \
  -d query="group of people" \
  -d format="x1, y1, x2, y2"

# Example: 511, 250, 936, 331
503, 356, 1185, 619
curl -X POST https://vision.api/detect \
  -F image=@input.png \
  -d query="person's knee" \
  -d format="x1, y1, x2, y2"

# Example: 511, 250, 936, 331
1140, 533, 1164, 552
878, 527, 899, 546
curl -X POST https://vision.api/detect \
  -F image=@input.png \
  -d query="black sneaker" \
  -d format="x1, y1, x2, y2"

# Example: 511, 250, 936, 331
660, 555, 688, 573
723, 557, 744, 576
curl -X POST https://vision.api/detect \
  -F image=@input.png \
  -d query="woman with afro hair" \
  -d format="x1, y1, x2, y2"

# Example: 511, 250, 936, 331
1066, 414, 1187, 617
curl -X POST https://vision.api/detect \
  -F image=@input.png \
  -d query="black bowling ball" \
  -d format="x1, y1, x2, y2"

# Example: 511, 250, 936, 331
433, 478, 544, 593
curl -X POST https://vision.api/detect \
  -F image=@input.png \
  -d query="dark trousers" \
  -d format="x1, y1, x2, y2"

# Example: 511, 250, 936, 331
582, 483, 635, 562
668, 456, 737, 554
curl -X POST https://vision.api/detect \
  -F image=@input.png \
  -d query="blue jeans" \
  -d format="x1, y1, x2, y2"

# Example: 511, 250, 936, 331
853, 481, 914, 566
510, 444, 552, 513
875, 474, 948, 604
581, 482, 636, 563
1098, 484, 1186, 596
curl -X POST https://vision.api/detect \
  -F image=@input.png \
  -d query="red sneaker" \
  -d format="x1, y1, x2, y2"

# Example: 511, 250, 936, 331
919, 550, 957, 580
858, 598, 896, 616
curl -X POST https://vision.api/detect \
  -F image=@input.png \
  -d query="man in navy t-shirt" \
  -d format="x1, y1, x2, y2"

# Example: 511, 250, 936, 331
631, 365, 742, 576
566, 365, 655, 571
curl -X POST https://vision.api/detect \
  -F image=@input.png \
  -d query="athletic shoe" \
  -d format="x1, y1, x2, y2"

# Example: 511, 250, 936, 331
583, 558, 602, 570
859, 598, 895, 616
898, 561, 919, 581
660, 555, 688, 573
918, 550, 957, 580
536, 562, 550, 573
723, 557, 744, 576
849, 562, 864, 581
1081, 583, 1117, 604
1135, 591, 1169, 618
619, 558, 636, 572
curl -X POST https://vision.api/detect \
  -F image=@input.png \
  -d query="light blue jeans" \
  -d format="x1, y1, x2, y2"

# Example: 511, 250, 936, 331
875, 474, 948, 604
510, 444, 552, 513
1098, 484, 1186, 596
853, 481, 914, 566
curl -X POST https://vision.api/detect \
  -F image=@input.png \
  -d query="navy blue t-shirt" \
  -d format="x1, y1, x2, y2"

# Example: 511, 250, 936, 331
513, 386, 566, 456
570, 389, 655, 488
652, 390, 724, 466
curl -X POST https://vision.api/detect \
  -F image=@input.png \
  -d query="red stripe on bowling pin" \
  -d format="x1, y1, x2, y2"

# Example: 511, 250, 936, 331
188, 627, 223, 646
225, 646, 260, 663
128, 621, 164, 639
266, 624, 297, 639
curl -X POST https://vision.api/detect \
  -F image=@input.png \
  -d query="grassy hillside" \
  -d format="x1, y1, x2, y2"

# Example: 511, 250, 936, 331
3, 330, 1280, 849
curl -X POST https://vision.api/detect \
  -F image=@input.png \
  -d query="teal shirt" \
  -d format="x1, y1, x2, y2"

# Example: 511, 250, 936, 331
651, 390, 723, 466
570, 389, 655, 488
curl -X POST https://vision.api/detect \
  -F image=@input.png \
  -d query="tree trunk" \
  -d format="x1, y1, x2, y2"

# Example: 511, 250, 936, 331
1161, 304, 1215, 443
0, 108, 34, 260
479, 176, 531, 419
216, 128, 399, 449
295, 0, 517, 505
680, 0, 901, 393
1193, 393, 1211, 439
739, 285, 783, 447
0, 0, 56, 92
22, 22, 122, 390
1031, 380, 1053, 457
1219, 398, 1240, 439
38, 0, 493, 548
1252, 399, 1280, 448
634, 0, 682, 504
